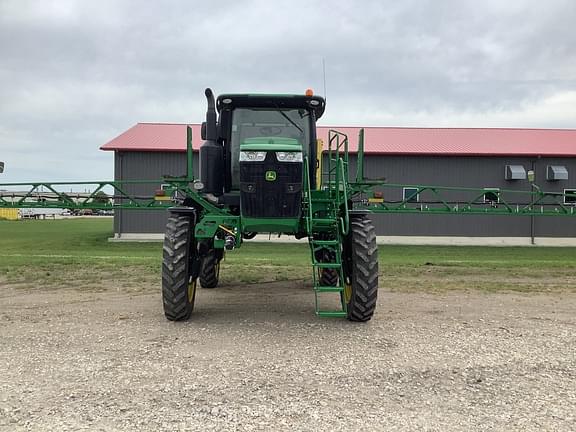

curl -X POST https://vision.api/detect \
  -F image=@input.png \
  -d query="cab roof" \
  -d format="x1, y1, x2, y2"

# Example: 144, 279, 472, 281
216, 93, 326, 119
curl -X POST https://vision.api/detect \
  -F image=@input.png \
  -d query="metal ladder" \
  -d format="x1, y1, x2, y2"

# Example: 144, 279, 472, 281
304, 130, 353, 317
308, 211, 347, 318
304, 163, 347, 317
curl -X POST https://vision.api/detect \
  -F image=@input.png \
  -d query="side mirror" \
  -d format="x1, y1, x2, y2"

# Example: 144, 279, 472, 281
0, 161, 4, 173
201, 122, 207, 140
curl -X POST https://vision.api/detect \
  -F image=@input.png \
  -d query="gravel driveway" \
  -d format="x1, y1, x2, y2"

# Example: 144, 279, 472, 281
1, 281, 575, 431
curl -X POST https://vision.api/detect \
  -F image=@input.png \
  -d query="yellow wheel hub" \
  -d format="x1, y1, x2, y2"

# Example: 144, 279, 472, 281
344, 279, 352, 304
187, 278, 197, 303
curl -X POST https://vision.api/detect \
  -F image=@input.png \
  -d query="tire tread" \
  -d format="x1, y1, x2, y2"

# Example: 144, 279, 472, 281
346, 216, 378, 322
162, 214, 194, 321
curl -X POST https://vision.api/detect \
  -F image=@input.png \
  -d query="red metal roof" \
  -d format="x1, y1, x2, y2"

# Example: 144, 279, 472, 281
101, 123, 576, 157
101, 123, 203, 152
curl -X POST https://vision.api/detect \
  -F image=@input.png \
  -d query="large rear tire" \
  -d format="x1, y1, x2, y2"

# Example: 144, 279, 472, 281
342, 215, 378, 322
200, 249, 221, 288
162, 214, 200, 321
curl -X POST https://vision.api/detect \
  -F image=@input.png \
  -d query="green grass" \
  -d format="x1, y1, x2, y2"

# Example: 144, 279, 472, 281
0, 218, 159, 258
0, 218, 575, 293
0, 219, 160, 291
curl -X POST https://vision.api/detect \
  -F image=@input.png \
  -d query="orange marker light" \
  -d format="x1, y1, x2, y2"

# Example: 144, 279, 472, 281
305, 88, 314, 96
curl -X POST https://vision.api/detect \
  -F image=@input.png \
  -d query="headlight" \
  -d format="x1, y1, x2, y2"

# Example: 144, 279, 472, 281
276, 151, 303, 163
239, 151, 266, 162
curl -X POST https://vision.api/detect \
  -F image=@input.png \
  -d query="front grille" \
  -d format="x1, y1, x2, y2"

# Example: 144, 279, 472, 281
240, 153, 302, 218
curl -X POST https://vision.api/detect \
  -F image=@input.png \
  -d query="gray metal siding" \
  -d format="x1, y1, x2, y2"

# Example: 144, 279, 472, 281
348, 155, 576, 237
114, 151, 199, 234
115, 151, 576, 237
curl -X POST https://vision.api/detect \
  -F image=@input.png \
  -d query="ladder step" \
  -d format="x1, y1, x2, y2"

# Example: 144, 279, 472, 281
315, 286, 344, 292
316, 310, 347, 318
314, 262, 342, 269
312, 218, 338, 226
312, 240, 340, 246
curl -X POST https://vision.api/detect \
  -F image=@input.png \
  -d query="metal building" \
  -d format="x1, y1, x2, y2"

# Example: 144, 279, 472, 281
101, 124, 576, 244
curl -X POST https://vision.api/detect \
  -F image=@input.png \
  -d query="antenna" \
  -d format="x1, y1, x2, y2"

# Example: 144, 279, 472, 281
322, 58, 327, 100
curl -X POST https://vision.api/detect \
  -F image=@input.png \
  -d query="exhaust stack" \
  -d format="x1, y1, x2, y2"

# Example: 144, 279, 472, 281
199, 88, 224, 196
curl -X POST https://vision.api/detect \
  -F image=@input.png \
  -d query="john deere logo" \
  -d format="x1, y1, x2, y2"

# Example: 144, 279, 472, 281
265, 170, 277, 181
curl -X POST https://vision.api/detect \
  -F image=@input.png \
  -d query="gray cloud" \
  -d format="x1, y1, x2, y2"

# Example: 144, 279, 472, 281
1, 0, 575, 182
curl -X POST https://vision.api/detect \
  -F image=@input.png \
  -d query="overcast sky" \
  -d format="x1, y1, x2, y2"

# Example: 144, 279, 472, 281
1, 0, 575, 183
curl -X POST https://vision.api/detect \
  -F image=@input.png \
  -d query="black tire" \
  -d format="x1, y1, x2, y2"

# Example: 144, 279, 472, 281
162, 214, 200, 321
319, 268, 338, 286
342, 215, 378, 322
200, 249, 221, 288
316, 246, 338, 286
243, 232, 257, 240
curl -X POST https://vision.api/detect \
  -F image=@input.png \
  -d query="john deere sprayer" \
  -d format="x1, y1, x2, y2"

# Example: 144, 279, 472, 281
2, 88, 575, 322
163, 88, 377, 321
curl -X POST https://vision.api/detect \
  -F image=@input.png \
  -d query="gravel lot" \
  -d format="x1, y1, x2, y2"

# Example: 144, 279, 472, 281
1, 281, 575, 431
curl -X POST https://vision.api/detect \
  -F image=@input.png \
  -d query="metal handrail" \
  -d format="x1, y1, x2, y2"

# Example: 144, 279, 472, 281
338, 158, 349, 235
303, 157, 313, 234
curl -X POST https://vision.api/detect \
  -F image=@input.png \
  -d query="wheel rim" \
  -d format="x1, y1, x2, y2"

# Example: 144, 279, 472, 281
188, 278, 197, 303
344, 277, 352, 303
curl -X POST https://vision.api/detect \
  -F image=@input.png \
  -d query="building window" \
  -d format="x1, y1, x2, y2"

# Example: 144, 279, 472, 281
403, 187, 419, 203
564, 189, 576, 205
483, 188, 500, 204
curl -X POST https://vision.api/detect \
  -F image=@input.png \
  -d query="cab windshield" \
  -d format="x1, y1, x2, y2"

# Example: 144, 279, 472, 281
230, 108, 311, 188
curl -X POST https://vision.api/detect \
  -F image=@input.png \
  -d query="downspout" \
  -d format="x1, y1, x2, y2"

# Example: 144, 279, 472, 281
118, 152, 123, 239
529, 159, 537, 245
530, 160, 536, 245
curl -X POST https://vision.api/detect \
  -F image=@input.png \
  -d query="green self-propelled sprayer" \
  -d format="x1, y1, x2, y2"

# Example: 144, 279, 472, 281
2, 88, 576, 322
164, 88, 377, 321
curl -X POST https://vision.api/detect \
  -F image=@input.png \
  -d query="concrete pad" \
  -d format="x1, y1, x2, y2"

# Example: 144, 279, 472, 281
109, 232, 576, 246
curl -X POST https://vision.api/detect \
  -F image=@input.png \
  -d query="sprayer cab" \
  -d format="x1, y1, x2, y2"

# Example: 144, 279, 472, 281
199, 89, 325, 229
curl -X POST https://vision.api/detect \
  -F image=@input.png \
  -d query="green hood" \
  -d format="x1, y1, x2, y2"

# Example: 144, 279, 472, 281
240, 137, 302, 152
